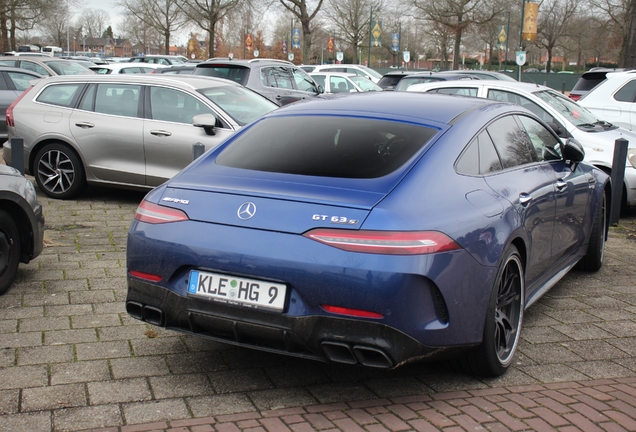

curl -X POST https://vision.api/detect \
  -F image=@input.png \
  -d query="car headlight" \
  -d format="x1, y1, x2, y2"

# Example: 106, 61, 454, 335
629, 148, 636, 168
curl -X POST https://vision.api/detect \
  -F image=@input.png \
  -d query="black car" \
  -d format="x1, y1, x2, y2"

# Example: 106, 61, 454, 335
193, 58, 322, 106
394, 72, 481, 91
377, 70, 418, 91
0, 66, 43, 140
0, 164, 44, 294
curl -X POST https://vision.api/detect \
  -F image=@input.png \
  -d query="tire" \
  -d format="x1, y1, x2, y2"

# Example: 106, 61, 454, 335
0, 210, 21, 295
34, 143, 86, 199
576, 191, 606, 272
453, 245, 524, 377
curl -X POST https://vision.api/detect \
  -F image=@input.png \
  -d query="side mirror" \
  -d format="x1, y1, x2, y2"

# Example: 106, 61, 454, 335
317, 85, 324, 94
563, 138, 585, 163
192, 113, 217, 136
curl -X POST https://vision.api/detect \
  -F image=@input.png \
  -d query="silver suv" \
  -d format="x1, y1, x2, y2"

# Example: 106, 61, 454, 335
2, 74, 278, 199
193, 58, 322, 106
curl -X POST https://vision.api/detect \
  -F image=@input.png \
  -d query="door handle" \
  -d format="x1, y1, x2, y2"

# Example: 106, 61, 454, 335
74, 122, 94, 129
150, 130, 172, 137
556, 180, 568, 191
519, 193, 532, 206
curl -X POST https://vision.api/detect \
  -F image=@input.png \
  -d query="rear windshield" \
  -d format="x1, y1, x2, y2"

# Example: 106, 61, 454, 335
216, 116, 437, 178
571, 72, 609, 91
193, 65, 250, 85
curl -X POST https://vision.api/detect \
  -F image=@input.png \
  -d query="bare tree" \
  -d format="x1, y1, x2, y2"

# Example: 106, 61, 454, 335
412, 0, 500, 70
535, 0, 579, 73
77, 9, 110, 38
322, 0, 383, 61
179, 0, 240, 58
38, 3, 70, 47
118, 0, 186, 54
1, 0, 51, 50
279, 0, 325, 63
117, 17, 163, 53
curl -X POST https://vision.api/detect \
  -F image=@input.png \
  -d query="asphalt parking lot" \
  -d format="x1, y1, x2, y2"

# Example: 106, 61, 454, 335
2, 181, 636, 431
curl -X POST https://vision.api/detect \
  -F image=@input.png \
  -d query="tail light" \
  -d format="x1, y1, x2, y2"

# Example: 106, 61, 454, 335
6, 85, 35, 127
568, 94, 581, 101
322, 305, 383, 318
303, 229, 461, 255
134, 200, 189, 224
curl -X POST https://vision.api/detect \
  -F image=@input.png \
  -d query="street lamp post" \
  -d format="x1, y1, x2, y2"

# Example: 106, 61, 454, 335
367, 8, 373, 67
518, 0, 526, 81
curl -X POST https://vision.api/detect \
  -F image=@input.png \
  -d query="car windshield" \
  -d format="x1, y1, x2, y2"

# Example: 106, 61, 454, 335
216, 116, 437, 178
533, 90, 600, 126
47, 61, 92, 75
199, 85, 278, 126
357, 65, 383, 80
193, 65, 250, 85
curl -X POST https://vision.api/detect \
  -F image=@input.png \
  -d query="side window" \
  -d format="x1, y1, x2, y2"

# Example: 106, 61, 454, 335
19, 61, 50, 76
150, 86, 211, 124
94, 84, 141, 117
261, 67, 293, 88
486, 115, 537, 169
6, 72, 37, 91
614, 80, 636, 102
0, 74, 8, 90
36, 83, 83, 107
0, 60, 17, 67
433, 87, 478, 97
290, 67, 318, 92
311, 74, 325, 89
79, 84, 96, 111
456, 131, 503, 175
487, 89, 556, 124
517, 115, 562, 161
330, 77, 350, 93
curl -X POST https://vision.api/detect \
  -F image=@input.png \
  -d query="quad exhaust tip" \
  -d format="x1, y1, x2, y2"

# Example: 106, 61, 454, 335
126, 301, 165, 326
321, 341, 393, 368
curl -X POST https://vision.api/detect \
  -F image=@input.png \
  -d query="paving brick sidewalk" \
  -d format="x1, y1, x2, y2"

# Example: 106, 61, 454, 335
2, 185, 636, 432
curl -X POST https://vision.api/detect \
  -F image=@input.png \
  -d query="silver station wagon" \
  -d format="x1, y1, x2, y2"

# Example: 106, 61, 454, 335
2, 74, 278, 199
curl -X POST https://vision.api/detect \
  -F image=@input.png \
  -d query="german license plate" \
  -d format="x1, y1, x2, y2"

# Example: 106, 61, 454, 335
187, 270, 286, 312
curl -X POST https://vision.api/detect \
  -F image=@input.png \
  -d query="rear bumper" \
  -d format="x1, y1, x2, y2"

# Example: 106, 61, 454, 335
126, 277, 468, 368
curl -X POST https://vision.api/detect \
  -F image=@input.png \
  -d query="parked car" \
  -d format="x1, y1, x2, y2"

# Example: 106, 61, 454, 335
377, 71, 418, 91
310, 64, 383, 83
568, 68, 626, 101
434, 70, 517, 81
0, 56, 95, 76
152, 65, 196, 74
128, 55, 187, 65
578, 70, 636, 131
2, 74, 279, 199
0, 164, 44, 294
0, 67, 43, 140
310, 72, 382, 93
125, 91, 609, 376
193, 58, 322, 106
89, 63, 168, 74
393, 72, 479, 91
405, 80, 636, 210
300, 65, 316, 73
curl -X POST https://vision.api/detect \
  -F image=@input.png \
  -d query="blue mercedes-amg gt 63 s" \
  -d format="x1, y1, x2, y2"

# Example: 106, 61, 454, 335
126, 91, 610, 376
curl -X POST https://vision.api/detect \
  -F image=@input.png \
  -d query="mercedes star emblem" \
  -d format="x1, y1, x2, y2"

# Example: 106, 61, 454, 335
237, 202, 257, 220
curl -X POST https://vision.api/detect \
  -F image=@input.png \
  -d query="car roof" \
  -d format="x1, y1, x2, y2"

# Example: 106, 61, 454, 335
309, 72, 357, 77
30, 73, 246, 90
0, 66, 43, 76
271, 91, 502, 125
407, 79, 551, 94
199, 58, 295, 67
90, 63, 167, 71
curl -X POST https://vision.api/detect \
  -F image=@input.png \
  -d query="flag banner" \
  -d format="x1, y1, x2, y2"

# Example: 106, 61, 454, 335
522, 2, 538, 42
327, 37, 334, 53
282, 40, 288, 54
371, 20, 382, 47
245, 33, 253, 51
497, 25, 508, 51
391, 33, 400, 52
214, 37, 219, 52
292, 29, 301, 49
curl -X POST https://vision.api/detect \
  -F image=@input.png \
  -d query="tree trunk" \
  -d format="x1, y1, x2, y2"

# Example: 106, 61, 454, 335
621, 0, 636, 67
